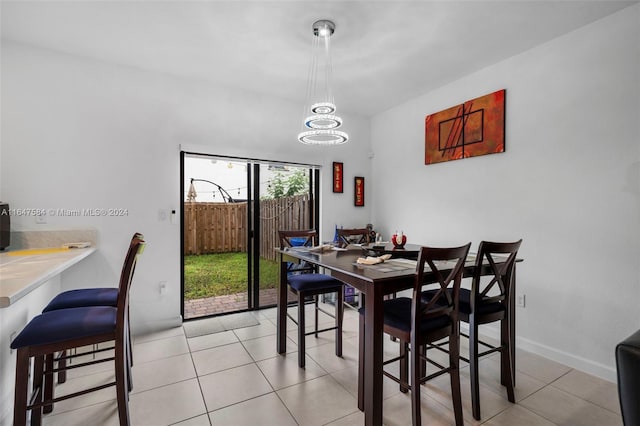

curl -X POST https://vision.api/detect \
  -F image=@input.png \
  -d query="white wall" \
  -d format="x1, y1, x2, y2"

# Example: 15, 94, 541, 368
370, 5, 640, 380
0, 41, 372, 334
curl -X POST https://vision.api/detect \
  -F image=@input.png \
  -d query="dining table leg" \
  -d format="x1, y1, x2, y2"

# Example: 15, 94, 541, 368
506, 266, 517, 386
363, 286, 385, 426
277, 253, 288, 354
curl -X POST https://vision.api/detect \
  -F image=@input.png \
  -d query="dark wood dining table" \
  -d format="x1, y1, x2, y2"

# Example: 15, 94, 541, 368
276, 246, 520, 426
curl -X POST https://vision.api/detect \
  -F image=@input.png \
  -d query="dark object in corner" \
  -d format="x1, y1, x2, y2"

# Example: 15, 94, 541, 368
0, 203, 9, 251
616, 329, 640, 426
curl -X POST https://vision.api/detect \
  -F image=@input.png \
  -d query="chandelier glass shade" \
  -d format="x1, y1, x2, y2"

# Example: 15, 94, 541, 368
298, 20, 349, 145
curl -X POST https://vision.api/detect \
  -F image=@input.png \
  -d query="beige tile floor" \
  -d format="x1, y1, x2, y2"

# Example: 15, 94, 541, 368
39, 305, 622, 425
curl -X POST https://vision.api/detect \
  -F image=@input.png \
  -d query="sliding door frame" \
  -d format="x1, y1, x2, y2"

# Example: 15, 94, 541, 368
180, 151, 320, 319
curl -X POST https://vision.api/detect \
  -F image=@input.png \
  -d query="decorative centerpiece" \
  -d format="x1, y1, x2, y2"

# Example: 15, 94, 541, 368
391, 231, 407, 249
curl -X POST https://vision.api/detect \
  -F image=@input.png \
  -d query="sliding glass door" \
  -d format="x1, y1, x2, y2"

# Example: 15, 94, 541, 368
180, 152, 318, 320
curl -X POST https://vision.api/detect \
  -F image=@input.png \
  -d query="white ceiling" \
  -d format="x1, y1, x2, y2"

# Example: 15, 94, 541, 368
1, 1, 636, 116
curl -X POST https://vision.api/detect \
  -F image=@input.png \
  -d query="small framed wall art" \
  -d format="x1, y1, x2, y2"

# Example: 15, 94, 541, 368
354, 176, 365, 207
333, 162, 343, 193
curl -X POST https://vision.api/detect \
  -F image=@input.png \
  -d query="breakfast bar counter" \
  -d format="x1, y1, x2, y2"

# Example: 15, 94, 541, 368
0, 247, 96, 308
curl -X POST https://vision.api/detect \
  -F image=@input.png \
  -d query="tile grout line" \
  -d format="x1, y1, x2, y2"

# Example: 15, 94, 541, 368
187, 324, 298, 422
49, 314, 621, 425
247, 341, 302, 425
184, 325, 214, 426
198, 325, 301, 424
545, 370, 622, 417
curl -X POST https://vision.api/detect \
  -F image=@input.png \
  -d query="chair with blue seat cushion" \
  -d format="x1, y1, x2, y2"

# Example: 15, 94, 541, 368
357, 244, 470, 426
11, 236, 144, 426
43, 233, 142, 313
42, 233, 142, 395
279, 230, 344, 368
42, 287, 119, 312
422, 239, 522, 421
42, 234, 141, 327
336, 228, 371, 310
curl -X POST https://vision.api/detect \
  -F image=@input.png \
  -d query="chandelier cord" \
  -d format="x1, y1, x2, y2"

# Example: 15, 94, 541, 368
323, 32, 334, 106
301, 33, 319, 133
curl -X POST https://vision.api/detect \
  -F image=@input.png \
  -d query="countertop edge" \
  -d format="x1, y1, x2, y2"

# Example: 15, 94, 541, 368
0, 248, 96, 308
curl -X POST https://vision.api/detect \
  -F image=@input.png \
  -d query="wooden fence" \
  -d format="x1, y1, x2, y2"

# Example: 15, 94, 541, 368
183, 202, 248, 255
259, 194, 311, 261
184, 194, 311, 260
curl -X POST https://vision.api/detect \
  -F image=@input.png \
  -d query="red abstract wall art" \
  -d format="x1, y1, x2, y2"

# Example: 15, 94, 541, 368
425, 89, 505, 165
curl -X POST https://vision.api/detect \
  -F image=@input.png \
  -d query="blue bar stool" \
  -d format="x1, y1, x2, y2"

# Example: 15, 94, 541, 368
279, 230, 344, 368
41, 233, 142, 405
42, 233, 142, 312
11, 237, 144, 425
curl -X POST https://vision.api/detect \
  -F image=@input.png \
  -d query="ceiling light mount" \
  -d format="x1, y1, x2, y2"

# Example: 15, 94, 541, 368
298, 19, 348, 146
313, 20, 335, 38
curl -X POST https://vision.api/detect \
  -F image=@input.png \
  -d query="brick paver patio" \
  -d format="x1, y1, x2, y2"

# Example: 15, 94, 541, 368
184, 288, 297, 319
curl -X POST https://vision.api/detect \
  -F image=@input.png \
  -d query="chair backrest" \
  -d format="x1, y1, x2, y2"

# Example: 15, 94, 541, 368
116, 235, 145, 327
470, 240, 522, 311
278, 229, 317, 248
337, 228, 370, 248
412, 244, 471, 329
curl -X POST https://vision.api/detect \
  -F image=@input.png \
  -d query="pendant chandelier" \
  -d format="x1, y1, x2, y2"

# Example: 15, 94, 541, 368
298, 20, 349, 145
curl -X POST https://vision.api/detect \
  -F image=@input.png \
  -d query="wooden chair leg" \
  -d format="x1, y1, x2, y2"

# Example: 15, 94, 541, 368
57, 350, 67, 383
449, 335, 464, 426
420, 344, 427, 378
501, 317, 515, 402
509, 272, 517, 386
127, 307, 134, 367
115, 341, 131, 425
43, 354, 54, 414
399, 341, 409, 393
126, 351, 134, 394
357, 313, 365, 411
123, 314, 133, 392
31, 355, 44, 426
314, 295, 319, 338
469, 320, 481, 420
410, 339, 422, 426
335, 288, 344, 358
298, 292, 306, 368
14, 348, 30, 426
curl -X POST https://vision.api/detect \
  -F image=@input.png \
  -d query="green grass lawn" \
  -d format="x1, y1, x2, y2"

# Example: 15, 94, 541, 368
183, 252, 279, 300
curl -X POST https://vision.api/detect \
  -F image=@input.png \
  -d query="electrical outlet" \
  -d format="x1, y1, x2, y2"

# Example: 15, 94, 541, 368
159, 281, 168, 296
516, 294, 526, 307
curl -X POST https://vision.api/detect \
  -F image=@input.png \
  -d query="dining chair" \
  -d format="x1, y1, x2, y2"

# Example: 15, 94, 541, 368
41, 233, 142, 409
336, 227, 370, 248
336, 228, 370, 309
279, 230, 344, 368
43, 233, 143, 312
423, 239, 522, 420
11, 236, 145, 425
358, 243, 470, 426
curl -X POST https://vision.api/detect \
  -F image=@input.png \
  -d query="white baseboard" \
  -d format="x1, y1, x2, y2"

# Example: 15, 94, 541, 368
516, 335, 616, 383
464, 324, 617, 383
